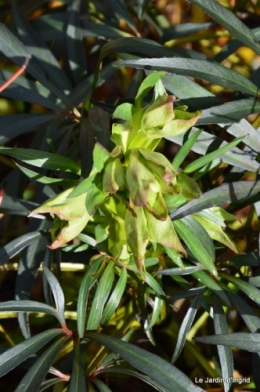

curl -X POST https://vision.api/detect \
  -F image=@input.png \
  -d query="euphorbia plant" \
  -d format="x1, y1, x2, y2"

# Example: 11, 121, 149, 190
29, 72, 201, 271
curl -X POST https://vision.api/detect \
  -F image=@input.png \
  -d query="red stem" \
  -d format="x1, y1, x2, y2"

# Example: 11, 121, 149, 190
0, 57, 30, 93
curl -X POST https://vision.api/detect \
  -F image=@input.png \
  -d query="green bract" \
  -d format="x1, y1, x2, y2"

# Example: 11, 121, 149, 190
30, 73, 201, 270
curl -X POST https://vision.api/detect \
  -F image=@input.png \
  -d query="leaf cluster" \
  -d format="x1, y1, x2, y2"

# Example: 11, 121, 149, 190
0, 0, 260, 391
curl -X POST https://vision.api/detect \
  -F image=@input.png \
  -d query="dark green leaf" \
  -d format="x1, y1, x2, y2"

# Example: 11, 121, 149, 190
157, 266, 204, 276
31, 12, 66, 41
0, 195, 38, 216
12, 1, 72, 92
169, 287, 206, 302
144, 272, 165, 298
16, 164, 78, 186
99, 367, 169, 392
101, 267, 127, 325
92, 378, 113, 392
15, 220, 51, 338
0, 147, 81, 174
172, 292, 204, 363
0, 329, 64, 377
0, 71, 60, 111
220, 273, 260, 307
68, 342, 86, 392
0, 300, 64, 326
170, 181, 260, 220
197, 99, 260, 126
42, 264, 66, 326
227, 291, 260, 333
87, 261, 115, 331
195, 332, 260, 353
81, 20, 132, 38
212, 296, 233, 392
0, 114, 54, 144
15, 336, 69, 392
173, 216, 216, 275
105, 0, 137, 33
162, 22, 215, 42
0, 231, 43, 266
147, 295, 164, 331
100, 37, 176, 62
168, 128, 259, 173
39, 378, 65, 392
87, 333, 203, 392
77, 256, 105, 338
224, 119, 260, 153
188, 0, 260, 56
68, 63, 116, 107
116, 57, 259, 96
0, 23, 31, 60
161, 73, 221, 110
192, 271, 231, 307
136, 0, 152, 19
66, 0, 87, 85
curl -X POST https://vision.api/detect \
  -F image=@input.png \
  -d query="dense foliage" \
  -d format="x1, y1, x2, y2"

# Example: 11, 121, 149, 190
0, 0, 260, 391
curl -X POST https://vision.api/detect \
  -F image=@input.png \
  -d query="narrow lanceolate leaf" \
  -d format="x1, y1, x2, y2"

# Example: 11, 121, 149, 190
213, 296, 233, 392
0, 329, 64, 377
16, 163, 78, 186
220, 273, 260, 307
68, 342, 86, 392
101, 267, 127, 325
42, 265, 66, 325
0, 231, 43, 266
170, 180, 260, 220
227, 291, 260, 333
161, 73, 222, 110
116, 57, 259, 96
100, 367, 169, 392
161, 22, 215, 42
12, 1, 71, 91
147, 295, 164, 331
92, 378, 113, 392
173, 216, 216, 275
172, 129, 202, 171
15, 336, 69, 392
39, 378, 65, 392
157, 266, 204, 276
0, 147, 81, 174
195, 332, 260, 353
0, 195, 38, 216
0, 114, 54, 144
225, 119, 260, 154
197, 99, 260, 126
66, 0, 87, 85
0, 23, 31, 61
86, 261, 115, 331
0, 300, 64, 326
100, 37, 175, 62
192, 270, 231, 307
87, 333, 203, 392
77, 256, 105, 338
105, 0, 138, 34
144, 272, 165, 298
172, 293, 204, 364
188, 0, 260, 56
183, 136, 244, 174
167, 129, 259, 173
